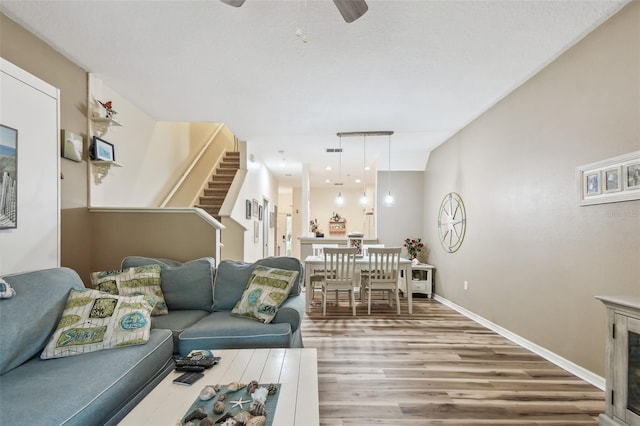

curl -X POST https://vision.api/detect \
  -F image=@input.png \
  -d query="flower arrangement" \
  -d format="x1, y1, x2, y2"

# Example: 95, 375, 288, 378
404, 238, 424, 259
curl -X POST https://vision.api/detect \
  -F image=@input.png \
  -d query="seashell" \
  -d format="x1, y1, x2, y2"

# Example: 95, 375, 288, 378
251, 387, 268, 404
214, 401, 226, 414
246, 380, 259, 394
226, 381, 245, 392
267, 384, 277, 395
218, 393, 226, 401
200, 417, 215, 426
234, 411, 253, 424
248, 401, 267, 417
199, 385, 217, 401
220, 419, 237, 426
184, 407, 207, 422
213, 384, 221, 392
246, 416, 266, 426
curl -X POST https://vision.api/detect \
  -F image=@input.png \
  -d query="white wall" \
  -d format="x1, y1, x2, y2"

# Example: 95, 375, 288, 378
376, 171, 425, 257
88, 76, 207, 207
308, 186, 375, 238
0, 59, 59, 274
422, 2, 639, 376
231, 144, 279, 262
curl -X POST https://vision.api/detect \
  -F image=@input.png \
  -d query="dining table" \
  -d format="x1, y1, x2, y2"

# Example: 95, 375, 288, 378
303, 255, 414, 314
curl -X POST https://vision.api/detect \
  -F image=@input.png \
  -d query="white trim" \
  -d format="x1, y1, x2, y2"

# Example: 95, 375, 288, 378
433, 294, 605, 390
88, 206, 224, 229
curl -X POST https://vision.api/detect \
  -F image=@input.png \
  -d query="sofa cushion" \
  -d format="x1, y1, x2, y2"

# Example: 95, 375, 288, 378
41, 288, 154, 360
150, 309, 210, 350
213, 257, 303, 311
231, 266, 299, 323
0, 328, 173, 426
91, 264, 168, 316
0, 267, 84, 375
121, 257, 215, 312
177, 312, 292, 355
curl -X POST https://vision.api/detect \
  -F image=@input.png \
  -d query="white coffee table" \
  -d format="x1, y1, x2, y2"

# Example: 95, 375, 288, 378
119, 348, 318, 426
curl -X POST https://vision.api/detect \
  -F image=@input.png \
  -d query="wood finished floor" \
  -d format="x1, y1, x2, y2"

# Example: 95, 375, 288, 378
301, 295, 604, 425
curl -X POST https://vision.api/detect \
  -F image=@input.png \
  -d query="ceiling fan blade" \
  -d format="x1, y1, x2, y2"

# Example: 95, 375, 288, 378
220, 0, 246, 7
333, 0, 368, 23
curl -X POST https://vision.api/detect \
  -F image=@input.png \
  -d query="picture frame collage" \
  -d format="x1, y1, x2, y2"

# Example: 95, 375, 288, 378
577, 150, 640, 206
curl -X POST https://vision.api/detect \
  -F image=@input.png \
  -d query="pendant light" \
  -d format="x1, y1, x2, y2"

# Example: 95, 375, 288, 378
335, 134, 344, 206
359, 134, 368, 207
383, 133, 394, 206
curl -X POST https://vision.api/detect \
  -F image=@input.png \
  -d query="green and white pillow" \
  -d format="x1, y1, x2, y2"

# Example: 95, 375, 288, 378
41, 288, 154, 359
231, 266, 298, 324
91, 264, 168, 316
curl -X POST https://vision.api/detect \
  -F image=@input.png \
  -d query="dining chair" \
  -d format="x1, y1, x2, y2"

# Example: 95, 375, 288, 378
321, 247, 358, 316
361, 243, 384, 257
361, 247, 402, 315
310, 244, 339, 303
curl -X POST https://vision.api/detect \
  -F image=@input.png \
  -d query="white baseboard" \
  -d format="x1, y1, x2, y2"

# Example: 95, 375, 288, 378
433, 295, 605, 390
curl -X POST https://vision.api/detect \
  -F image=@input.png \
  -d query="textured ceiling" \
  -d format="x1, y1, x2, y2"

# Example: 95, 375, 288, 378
0, 0, 629, 187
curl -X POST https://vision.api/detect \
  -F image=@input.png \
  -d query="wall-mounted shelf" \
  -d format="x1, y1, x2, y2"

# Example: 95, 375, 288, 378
91, 115, 123, 135
329, 220, 346, 234
90, 160, 123, 184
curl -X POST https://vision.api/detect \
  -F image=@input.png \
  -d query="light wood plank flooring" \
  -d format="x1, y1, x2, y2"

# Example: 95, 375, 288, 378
301, 296, 604, 425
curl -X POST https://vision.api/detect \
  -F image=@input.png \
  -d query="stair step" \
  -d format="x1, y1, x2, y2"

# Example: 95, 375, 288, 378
211, 176, 234, 184
225, 152, 240, 157
217, 168, 236, 175
204, 187, 229, 198
196, 205, 220, 214
199, 195, 225, 205
219, 163, 239, 169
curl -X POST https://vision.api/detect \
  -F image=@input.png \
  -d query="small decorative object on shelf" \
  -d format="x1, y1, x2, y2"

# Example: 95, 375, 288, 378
98, 100, 117, 119
404, 237, 424, 262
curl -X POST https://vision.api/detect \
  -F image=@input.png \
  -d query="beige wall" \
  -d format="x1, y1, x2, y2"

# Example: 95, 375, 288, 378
1, 12, 91, 278
423, 2, 640, 376
308, 186, 375, 238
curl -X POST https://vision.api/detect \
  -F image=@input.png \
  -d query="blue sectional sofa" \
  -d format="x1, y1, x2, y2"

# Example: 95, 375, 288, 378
121, 256, 305, 355
0, 256, 305, 425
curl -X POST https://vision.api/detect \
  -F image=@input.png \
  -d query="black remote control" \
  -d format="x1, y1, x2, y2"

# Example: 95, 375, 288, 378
175, 365, 205, 372
172, 371, 204, 386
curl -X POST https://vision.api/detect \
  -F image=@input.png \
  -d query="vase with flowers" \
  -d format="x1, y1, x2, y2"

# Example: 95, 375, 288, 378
404, 238, 424, 264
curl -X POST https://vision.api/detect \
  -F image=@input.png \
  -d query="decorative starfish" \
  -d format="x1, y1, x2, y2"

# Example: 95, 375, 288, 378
229, 397, 251, 409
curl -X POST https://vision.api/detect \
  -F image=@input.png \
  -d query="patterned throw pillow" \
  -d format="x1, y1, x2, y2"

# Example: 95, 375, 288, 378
90, 264, 168, 316
0, 277, 15, 299
231, 266, 299, 324
41, 288, 154, 359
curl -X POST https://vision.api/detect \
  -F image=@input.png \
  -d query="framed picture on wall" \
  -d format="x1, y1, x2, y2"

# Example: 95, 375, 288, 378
603, 166, 621, 193
577, 150, 640, 206
0, 124, 18, 229
253, 199, 258, 218
626, 162, 640, 190
245, 199, 252, 219
91, 136, 115, 161
258, 205, 263, 221
584, 171, 601, 196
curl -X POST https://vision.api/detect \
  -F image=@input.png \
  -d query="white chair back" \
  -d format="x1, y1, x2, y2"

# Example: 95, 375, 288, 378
323, 247, 358, 284
366, 247, 401, 283
312, 243, 339, 257
362, 244, 384, 257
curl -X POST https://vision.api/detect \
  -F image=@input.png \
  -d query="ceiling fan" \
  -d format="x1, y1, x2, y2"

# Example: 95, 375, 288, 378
220, 0, 368, 23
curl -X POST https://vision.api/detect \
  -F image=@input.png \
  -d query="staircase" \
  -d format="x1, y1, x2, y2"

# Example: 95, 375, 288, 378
194, 151, 240, 221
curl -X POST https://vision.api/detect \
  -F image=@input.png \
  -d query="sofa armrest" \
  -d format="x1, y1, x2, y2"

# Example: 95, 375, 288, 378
272, 294, 304, 333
